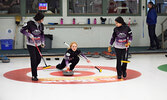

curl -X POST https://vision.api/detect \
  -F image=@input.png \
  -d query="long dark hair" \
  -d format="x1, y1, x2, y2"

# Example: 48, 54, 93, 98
115, 16, 126, 25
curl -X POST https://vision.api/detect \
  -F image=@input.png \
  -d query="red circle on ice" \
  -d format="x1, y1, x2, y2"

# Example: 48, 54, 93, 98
3, 65, 141, 84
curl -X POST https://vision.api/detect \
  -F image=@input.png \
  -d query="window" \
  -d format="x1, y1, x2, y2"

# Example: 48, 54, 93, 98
147, 0, 167, 15
69, 0, 102, 15
107, 0, 140, 14
68, 0, 141, 16
26, 0, 61, 15
0, 0, 20, 14
156, 0, 167, 14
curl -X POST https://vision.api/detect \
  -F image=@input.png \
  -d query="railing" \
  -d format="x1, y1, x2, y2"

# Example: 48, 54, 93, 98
161, 18, 167, 49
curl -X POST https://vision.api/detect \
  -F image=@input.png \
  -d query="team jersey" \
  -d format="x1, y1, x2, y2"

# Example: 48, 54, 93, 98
64, 49, 87, 67
110, 25, 132, 49
20, 19, 45, 47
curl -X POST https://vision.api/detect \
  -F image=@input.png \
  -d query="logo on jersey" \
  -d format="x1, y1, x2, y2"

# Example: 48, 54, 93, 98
118, 32, 126, 38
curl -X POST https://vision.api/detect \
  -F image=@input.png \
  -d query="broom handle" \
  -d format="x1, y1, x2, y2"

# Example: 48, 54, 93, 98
125, 18, 131, 60
32, 38, 47, 66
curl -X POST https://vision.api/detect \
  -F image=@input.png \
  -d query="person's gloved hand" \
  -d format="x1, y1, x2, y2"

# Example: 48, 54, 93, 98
125, 42, 130, 47
87, 59, 91, 63
66, 67, 72, 72
41, 44, 45, 48
108, 46, 112, 52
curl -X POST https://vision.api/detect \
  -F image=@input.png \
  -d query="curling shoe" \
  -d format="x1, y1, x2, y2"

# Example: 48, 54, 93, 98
32, 76, 38, 81
117, 76, 122, 79
123, 72, 127, 78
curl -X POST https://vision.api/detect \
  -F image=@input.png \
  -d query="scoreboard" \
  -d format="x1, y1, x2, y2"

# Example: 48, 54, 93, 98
39, 3, 48, 11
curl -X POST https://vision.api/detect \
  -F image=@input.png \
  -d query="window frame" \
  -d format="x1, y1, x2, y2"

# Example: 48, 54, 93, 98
24, 0, 63, 17
0, 0, 63, 17
67, 0, 141, 16
0, 0, 23, 17
67, 0, 104, 16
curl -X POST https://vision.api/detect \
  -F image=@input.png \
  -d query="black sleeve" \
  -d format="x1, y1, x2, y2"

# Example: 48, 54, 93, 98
20, 21, 30, 31
110, 28, 117, 45
20, 21, 33, 37
127, 26, 132, 42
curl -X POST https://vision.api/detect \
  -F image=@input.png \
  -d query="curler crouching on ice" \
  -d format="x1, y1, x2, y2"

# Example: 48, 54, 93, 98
56, 42, 90, 72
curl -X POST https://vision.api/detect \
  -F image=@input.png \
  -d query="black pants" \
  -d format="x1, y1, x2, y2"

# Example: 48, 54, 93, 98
115, 48, 127, 76
148, 24, 159, 48
56, 57, 80, 71
27, 45, 41, 77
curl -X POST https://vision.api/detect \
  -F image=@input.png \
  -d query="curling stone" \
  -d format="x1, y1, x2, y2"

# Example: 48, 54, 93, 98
46, 58, 51, 60
92, 52, 100, 58
2, 57, 10, 63
63, 70, 74, 76
85, 52, 92, 57
100, 51, 107, 57
108, 53, 116, 59
108, 55, 116, 59
103, 52, 111, 58
0, 55, 5, 60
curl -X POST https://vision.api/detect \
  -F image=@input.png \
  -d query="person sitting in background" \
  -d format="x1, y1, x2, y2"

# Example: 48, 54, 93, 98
0, 0, 20, 13
120, 3, 128, 13
115, 2, 132, 14
46, 0, 60, 13
0, 0, 10, 13
108, 0, 117, 13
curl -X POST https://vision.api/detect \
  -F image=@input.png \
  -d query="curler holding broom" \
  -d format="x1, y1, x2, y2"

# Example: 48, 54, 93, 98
20, 12, 45, 81
110, 17, 132, 79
